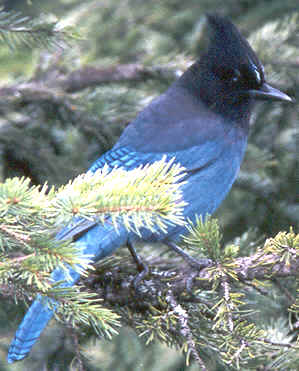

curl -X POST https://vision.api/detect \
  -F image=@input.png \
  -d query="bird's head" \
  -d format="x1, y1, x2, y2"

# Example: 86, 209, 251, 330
183, 14, 292, 119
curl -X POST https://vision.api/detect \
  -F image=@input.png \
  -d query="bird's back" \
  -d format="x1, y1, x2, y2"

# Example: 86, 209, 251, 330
113, 80, 250, 241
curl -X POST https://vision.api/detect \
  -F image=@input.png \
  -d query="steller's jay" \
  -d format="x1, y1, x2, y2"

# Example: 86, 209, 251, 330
7, 14, 292, 363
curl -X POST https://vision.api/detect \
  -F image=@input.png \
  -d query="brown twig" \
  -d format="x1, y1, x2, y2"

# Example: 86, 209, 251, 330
0, 63, 177, 99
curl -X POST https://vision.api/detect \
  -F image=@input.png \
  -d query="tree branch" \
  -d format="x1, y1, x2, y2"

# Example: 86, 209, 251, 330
85, 250, 299, 310
0, 62, 178, 99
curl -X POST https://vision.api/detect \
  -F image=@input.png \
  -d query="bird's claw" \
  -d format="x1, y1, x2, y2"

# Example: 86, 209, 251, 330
165, 241, 213, 270
131, 261, 149, 291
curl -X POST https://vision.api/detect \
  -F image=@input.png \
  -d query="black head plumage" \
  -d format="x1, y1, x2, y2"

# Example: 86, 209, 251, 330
204, 14, 265, 92
179, 14, 292, 118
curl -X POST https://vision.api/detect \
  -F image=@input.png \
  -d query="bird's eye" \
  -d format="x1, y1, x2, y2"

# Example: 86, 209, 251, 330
216, 67, 241, 84
231, 69, 241, 83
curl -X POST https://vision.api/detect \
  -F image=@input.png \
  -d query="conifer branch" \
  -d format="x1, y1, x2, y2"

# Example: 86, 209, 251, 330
0, 8, 80, 51
0, 159, 186, 295
0, 63, 176, 100
79, 222, 298, 369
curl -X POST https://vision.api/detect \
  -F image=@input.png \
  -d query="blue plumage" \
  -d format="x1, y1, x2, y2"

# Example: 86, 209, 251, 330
7, 14, 291, 363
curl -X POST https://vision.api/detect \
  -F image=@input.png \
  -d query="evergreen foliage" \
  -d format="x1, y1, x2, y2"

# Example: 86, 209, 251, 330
0, 7, 80, 51
0, 1, 298, 370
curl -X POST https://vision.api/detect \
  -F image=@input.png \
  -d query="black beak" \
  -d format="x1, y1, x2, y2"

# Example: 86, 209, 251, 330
249, 83, 293, 103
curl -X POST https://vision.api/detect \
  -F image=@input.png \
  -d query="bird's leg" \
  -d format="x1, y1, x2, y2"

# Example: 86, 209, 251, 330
126, 241, 149, 288
165, 241, 213, 270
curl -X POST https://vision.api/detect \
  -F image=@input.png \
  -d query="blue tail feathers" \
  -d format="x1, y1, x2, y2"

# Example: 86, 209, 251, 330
7, 222, 129, 363
7, 295, 57, 363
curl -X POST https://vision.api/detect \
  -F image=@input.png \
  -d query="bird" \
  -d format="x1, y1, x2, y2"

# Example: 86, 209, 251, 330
7, 14, 292, 363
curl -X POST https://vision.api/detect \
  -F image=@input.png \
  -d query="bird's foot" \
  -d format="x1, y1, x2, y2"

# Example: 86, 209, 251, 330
126, 241, 150, 291
165, 241, 213, 270
131, 260, 150, 290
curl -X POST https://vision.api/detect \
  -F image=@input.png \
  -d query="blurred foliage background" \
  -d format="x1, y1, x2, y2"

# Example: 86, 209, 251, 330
0, 0, 298, 370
